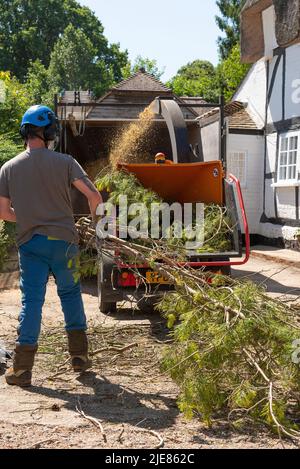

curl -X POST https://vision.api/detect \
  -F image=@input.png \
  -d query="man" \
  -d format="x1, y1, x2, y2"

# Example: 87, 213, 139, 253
0, 105, 102, 387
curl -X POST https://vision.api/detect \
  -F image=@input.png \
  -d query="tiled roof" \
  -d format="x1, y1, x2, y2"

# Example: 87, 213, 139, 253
112, 70, 171, 93
198, 101, 262, 131
229, 108, 259, 130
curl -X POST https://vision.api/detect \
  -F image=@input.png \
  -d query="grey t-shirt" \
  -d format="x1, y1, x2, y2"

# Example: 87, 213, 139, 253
0, 148, 87, 246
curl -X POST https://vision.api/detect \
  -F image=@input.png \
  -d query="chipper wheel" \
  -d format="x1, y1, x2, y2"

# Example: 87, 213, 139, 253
98, 253, 117, 315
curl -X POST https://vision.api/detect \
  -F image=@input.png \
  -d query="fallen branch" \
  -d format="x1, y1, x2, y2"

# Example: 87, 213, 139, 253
27, 438, 55, 449
76, 399, 107, 443
91, 342, 138, 357
132, 423, 164, 449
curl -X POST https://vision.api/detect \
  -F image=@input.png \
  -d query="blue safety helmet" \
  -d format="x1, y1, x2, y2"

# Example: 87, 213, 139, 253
20, 105, 60, 141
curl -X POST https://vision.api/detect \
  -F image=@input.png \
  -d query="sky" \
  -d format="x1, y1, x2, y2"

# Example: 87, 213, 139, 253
79, 0, 221, 81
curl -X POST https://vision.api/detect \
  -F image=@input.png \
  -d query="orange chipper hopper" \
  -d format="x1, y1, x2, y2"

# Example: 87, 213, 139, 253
117, 160, 224, 205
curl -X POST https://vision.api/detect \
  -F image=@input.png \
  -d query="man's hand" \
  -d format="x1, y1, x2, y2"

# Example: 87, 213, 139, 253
0, 197, 16, 222
72, 177, 103, 220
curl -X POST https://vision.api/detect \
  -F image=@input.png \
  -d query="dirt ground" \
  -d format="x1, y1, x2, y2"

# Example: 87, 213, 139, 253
0, 255, 300, 450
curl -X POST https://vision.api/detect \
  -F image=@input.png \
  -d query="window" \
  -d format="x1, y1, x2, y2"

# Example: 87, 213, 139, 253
227, 152, 247, 187
278, 134, 299, 182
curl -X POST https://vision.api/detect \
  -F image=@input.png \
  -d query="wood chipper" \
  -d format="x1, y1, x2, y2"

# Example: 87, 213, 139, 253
97, 97, 250, 314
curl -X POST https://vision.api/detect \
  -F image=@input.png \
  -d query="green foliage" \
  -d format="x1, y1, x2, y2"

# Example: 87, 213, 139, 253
0, 71, 30, 136
217, 45, 250, 101
198, 204, 233, 253
122, 55, 165, 80
96, 169, 234, 255
167, 60, 219, 101
0, 134, 23, 166
48, 24, 98, 92
0, 0, 128, 85
96, 169, 161, 207
215, 0, 246, 60
68, 248, 98, 283
0, 221, 16, 271
25, 60, 55, 108
159, 276, 300, 432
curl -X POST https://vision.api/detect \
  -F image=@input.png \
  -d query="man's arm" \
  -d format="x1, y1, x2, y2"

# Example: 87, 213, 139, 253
72, 178, 103, 219
0, 197, 16, 222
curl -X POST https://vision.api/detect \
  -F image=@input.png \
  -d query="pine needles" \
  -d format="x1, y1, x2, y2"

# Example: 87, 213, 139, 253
95, 169, 234, 255
158, 274, 300, 436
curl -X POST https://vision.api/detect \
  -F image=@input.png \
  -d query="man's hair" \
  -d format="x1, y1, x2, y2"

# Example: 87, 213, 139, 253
22, 124, 44, 141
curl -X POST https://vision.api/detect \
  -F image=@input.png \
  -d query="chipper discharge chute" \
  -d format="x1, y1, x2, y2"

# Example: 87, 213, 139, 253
97, 97, 250, 314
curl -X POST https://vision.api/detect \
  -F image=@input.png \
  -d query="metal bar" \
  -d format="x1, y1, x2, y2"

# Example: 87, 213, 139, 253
219, 95, 226, 170
56, 102, 221, 108
54, 93, 58, 116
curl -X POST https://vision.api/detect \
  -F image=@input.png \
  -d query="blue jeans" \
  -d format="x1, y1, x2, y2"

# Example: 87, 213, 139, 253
18, 235, 87, 345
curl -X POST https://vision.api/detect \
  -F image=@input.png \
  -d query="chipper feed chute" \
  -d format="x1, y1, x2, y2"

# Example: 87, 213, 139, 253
117, 160, 224, 205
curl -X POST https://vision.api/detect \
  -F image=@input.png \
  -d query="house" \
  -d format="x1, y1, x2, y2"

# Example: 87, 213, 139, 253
199, 0, 300, 249
56, 70, 206, 169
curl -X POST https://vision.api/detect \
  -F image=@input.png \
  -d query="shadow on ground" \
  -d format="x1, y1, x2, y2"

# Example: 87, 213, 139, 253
26, 371, 178, 431
232, 268, 300, 296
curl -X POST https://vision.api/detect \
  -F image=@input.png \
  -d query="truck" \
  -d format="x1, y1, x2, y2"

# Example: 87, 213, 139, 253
97, 97, 250, 314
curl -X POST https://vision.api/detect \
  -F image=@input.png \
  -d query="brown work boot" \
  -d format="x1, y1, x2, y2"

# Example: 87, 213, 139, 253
5, 344, 38, 387
67, 330, 91, 373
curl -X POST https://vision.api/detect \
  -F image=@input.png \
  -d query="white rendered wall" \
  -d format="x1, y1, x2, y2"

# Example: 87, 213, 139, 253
228, 134, 264, 234
259, 223, 298, 241
285, 43, 300, 119
233, 59, 267, 128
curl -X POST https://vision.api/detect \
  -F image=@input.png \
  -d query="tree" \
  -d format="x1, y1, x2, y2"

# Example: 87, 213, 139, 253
215, 0, 246, 60
25, 60, 54, 108
167, 60, 219, 102
0, 0, 128, 84
48, 25, 117, 97
217, 44, 250, 101
0, 71, 30, 136
48, 25, 96, 91
122, 55, 165, 80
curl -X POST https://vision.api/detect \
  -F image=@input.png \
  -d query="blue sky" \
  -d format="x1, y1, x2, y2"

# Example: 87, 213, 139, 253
79, 0, 221, 81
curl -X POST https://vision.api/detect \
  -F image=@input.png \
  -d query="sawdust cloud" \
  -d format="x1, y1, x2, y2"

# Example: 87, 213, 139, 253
109, 106, 155, 169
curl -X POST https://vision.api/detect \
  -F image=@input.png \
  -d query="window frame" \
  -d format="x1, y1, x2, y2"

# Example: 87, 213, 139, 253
227, 150, 248, 189
278, 131, 300, 184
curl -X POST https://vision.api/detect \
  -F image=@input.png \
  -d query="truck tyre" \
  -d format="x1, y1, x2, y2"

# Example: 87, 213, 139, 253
98, 252, 117, 315
138, 296, 158, 314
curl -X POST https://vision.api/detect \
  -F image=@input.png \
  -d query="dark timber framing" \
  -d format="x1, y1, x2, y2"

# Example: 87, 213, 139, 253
261, 46, 300, 227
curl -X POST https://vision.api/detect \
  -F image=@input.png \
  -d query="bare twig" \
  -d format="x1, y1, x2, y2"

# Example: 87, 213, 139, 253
132, 423, 164, 449
27, 438, 55, 449
91, 342, 138, 357
76, 399, 107, 443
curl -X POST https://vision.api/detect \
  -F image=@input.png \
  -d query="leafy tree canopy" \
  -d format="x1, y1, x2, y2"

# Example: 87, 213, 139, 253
167, 60, 219, 102
217, 44, 250, 101
0, 0, 128, 84
48, 24, 113, 95
0, 71, 30, 136
122, 55, 165, 80
25, 60, 53, 108
215, 0, 246, 60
